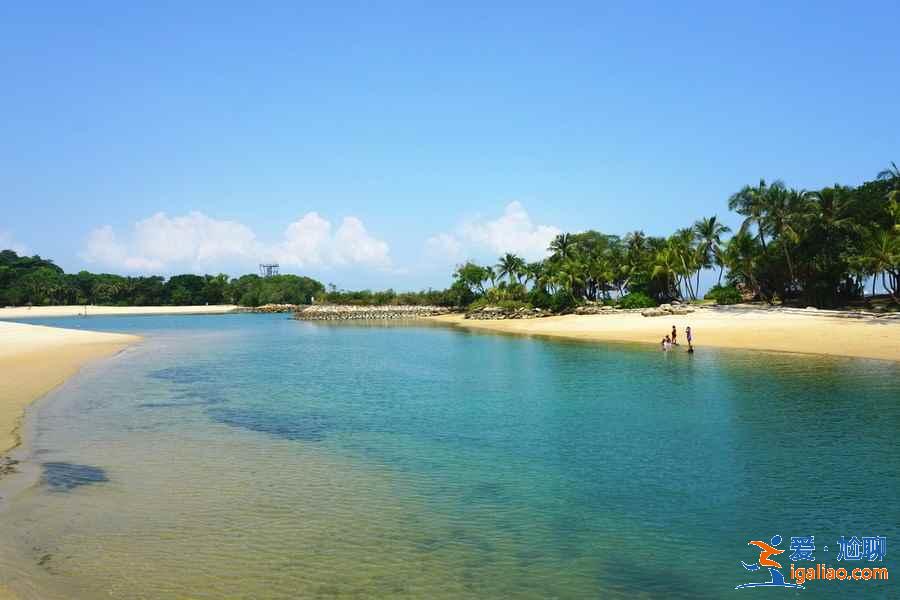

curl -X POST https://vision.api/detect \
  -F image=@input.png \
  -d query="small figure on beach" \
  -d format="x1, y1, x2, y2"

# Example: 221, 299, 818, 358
671, 325, 678, 345
686, 326, 693, 353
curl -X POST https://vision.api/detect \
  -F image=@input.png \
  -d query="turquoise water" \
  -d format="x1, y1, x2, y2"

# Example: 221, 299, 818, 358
1, 314, 898, 598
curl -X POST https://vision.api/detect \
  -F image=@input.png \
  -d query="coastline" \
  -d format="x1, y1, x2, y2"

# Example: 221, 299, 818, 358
0, 305, 238, 319
0, 321, 140, 456
429, 307, 900, 362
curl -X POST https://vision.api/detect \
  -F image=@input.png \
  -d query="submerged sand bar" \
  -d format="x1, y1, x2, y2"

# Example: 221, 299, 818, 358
0, 321, 139, 454
430, 307, 900, 363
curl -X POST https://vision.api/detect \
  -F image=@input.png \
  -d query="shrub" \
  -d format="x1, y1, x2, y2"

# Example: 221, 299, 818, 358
548, 290, 577, 313
484, 282, 528, 304
527, 287, 553, 309
705, 285, 742, 305
616, 291, 657, 309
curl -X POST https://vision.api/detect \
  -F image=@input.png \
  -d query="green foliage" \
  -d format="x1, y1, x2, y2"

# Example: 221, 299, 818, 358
453, 262, 492, 295
444, 161, 899, 311
321, 287, 457, 307
233, 274, 325, 307
0, 250, 326, 308
547, 289, 577, 313
616, 291, 657, 309
704, 285, 742, 305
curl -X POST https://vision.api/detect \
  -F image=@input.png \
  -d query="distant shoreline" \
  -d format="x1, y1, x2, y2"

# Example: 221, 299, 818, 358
0, 305, 239, 319
428, 308, 900, 363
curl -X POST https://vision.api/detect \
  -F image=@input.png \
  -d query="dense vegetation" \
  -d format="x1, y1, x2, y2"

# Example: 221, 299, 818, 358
0, 251, 459, 308
320, 287, 459, 306
0, 252, 325, 307
2, 164, 897, 311
449, 165, 899, 310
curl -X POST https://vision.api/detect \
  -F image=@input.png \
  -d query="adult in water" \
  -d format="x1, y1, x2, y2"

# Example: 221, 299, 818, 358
671, 325, 678, 345
686, 326, 693, 353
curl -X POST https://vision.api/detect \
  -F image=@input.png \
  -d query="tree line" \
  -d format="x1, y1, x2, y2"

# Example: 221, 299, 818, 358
0, 253, 326, 307
3, 164, 897, 311
448, 164, 899, 310
0, 252, 459, 308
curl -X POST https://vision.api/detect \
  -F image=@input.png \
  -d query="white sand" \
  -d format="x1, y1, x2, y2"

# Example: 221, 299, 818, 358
430, 307, 900, 362
0, 321, 140, 454
0, 305, 238, 319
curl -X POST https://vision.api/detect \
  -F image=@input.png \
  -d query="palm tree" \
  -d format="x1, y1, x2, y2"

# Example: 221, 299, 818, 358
693, 215, 731, 287
624, 230, 647, 254
651, 246, 680, 300
669, 228, 701, 300
548, 233, 576, 261
728, 179, 773, 252
878, 162, 900, 230
813, 186, 858, 272
552, 259, 585, 300
877, 161, 899, 188
722, 231, 763, 300
522, 261, 544, 289
485, 266, 497, 289
585, 255, 614, 301
496, 253, 525, 284
855, 229, 899, 300
763, 185, 813, 288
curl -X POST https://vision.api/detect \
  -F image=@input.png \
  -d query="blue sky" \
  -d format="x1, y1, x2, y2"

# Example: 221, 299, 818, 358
2, 1, 898, 289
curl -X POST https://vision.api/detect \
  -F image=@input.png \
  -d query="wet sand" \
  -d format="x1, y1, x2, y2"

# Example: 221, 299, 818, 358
0, 322, 139, 455
430, 307, 900, 362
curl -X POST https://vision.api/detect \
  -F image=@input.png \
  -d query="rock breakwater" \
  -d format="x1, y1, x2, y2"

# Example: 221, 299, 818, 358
250, 304, 299, 313
294, 305, 453, 320
641, 303, 696, 317
465, 305, 551, 320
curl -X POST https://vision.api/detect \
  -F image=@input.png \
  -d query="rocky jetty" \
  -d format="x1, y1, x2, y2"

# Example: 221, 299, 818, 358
294, 304, 452, 320
641, 302, 696, 317
465, 305, 551, 320
575, 304, 613, 315
252, 303, 300, 313
574, 302, 641, 315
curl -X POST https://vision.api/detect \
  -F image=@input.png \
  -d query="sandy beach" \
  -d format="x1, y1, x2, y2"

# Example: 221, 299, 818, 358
0, 321, 139, 455
430, 307, 900, 362
0, 305, 238, 319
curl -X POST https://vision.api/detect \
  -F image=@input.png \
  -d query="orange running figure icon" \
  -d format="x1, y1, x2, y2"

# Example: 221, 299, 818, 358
747, 540, 784, 568
735, 534, 803, 589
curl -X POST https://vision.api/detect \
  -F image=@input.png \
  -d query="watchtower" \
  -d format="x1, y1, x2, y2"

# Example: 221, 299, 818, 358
259, 263, 280, 277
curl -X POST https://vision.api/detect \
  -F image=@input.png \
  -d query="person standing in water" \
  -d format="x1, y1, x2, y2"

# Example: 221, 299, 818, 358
671, 325, 678, 345
686, 326, 693, 353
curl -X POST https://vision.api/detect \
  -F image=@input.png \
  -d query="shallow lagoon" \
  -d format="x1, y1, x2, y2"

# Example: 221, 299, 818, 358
1, 313, 897, 598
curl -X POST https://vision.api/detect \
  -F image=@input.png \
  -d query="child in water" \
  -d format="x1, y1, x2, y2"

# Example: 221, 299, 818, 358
686, 326, 694, 353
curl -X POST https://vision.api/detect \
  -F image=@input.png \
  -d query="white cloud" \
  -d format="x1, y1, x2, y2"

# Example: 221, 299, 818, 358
84, 226, 165, 271
424, 233, 462, 261
277, 214, 391, 268
0, 231, 28, 255
132, 212, 260, 266
82, 211, 391, 273
427, 202, 560, 263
